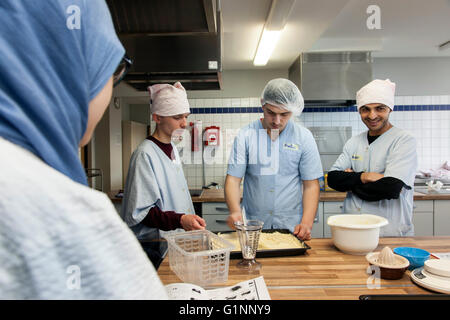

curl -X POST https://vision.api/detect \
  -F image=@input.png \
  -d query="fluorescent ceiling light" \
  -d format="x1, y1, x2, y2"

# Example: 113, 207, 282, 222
253, 29, 282, 66
253, 0, 295, 66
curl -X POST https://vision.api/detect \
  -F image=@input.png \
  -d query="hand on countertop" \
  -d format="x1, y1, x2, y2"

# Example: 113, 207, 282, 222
180, 214, 206, 231
293, 223, 312, 241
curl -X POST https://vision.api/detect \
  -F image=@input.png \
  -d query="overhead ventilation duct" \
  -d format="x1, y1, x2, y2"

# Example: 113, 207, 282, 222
106, 0, 222, 91
288, 52, 373, 106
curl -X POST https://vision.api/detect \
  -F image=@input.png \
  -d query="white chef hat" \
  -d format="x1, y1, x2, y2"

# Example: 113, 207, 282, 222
356, 79, 396, 111
261, 78, 304, 115
147, 82, 190, 116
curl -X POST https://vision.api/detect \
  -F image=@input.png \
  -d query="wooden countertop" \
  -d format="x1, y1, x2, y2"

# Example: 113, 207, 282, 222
195, 188, 346, 202
157, 236, 450, 300
412, 191, 450, 200
192, 188, 450, 202
107, 188, 450, 203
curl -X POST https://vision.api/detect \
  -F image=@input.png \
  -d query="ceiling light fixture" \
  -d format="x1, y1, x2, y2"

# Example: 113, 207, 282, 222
253, 0, 296, 66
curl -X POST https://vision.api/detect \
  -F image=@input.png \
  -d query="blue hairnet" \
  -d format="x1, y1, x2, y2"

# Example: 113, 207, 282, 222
261, 78, 304, 115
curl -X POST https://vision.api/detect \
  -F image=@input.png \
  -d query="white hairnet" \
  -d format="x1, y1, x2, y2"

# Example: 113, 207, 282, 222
147, 82, 190, 116
261, 78, 304, 115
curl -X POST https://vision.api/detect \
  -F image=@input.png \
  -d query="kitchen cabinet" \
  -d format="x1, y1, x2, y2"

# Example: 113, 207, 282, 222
202, 202, 324, 236
202, 202, 232, 232
111, 189, 450, 237
311, 202, 324, 238
182, 189, 450, 238
323, 201, 344, 238
434, 200, 450, 236
412, 200, 434, 236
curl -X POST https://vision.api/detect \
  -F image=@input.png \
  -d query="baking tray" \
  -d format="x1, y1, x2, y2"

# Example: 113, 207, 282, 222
218, 229, 311, 259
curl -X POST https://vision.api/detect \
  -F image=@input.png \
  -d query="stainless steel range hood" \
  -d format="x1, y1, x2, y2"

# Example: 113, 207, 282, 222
288, 52, 373, 106
106, 0, 222, 91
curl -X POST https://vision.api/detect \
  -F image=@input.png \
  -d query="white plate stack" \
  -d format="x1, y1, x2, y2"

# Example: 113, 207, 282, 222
410, 259, 450, 294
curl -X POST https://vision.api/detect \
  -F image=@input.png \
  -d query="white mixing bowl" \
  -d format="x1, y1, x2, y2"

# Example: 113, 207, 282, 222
327, 214, 389, 255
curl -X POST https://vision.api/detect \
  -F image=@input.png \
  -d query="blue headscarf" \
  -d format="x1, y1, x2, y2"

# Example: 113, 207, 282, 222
0, 0, 124, 185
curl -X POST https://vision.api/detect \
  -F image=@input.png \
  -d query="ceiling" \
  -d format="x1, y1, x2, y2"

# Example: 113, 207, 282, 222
222, 0, 450, 70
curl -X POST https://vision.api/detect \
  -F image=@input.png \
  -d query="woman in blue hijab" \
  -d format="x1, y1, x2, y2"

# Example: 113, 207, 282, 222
0, 0, 167, 299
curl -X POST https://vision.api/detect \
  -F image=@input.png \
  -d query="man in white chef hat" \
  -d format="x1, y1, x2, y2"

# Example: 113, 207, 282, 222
328, 79, 418, 236
121, 82, 206, 268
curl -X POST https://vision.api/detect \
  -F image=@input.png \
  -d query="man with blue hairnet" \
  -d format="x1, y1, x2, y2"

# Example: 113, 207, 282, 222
225, 78, 323, 240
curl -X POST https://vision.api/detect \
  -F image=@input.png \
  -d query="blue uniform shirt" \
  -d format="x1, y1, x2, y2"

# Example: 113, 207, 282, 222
227, 119, 323, 232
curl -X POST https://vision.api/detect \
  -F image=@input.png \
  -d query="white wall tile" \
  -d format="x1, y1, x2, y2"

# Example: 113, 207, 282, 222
422, 96, 432, 105
250, 97, 260, 106
208, 99, 218, 107
403, 96, 414, 105
183, 95, 450, 186
231, 98, 241, 107
431, 96, 441, 105
440, 96, 450, 104
395, 96, 404, 105
196, 99, 204, 107
221, 98, 230, 107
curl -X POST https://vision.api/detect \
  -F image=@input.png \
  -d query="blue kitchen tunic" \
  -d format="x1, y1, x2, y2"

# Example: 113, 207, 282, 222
121, 139, 195, 240
330, 126, 418, 236
227, 120, 323, 232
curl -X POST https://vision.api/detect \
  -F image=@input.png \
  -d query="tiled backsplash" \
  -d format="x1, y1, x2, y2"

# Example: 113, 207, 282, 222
150, 96, 450, 189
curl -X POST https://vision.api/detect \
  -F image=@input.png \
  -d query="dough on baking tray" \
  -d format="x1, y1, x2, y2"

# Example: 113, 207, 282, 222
218, 231, 305, 250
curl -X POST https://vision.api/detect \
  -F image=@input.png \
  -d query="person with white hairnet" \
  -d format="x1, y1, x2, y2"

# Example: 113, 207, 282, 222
328, 79, 418, 236
121, 82, 206, 268
225, 78, 323, 240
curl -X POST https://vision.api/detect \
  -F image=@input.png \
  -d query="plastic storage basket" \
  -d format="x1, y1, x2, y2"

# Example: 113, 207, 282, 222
165, 230, 235, 286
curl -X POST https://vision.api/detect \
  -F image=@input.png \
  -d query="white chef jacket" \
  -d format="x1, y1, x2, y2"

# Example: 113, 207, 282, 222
330, 126, 418, 236
121, 139, 195, 240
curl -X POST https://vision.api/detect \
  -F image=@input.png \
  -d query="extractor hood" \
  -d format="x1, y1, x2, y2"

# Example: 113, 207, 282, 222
106, 0, 222, 91
288, 52, 373, 106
